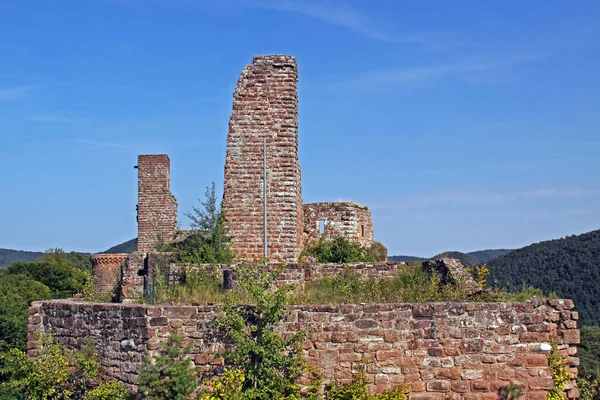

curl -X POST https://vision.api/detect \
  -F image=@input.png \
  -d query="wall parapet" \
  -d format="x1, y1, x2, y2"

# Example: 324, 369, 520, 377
28, 298, 579, 398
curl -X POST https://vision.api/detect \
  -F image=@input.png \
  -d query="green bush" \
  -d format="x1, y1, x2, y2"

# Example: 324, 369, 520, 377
175, 182, 234, 264
547, 340, 572, 400
137, 330, 198, 400
215, 265, 306, 400
324, 372, 407, 400
0, 333, 130, 399
302, 236, 382, 263
295, 265, 470, 304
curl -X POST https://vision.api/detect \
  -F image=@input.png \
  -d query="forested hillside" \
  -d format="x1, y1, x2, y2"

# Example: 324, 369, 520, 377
488, 229, 600, 325
389, 249, 512, 265
101, 238, 137, 254
388, 255, 428, 262
0, 249, 44, 267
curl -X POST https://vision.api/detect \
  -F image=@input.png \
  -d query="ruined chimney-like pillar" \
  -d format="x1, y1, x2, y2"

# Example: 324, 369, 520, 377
136, 155, 178, 254
222, 55, 303, 262
90, 253, 129, 295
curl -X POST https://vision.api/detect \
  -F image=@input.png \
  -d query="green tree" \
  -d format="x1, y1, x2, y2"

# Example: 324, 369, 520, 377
302, 236, 381, 264
175, 182, 234, 264
0, 272, 52, 352
137, 330, 198, 400
0, 334, 130, 399
215, 265, 306, 400
7, 249, 89, 298
579, 326, 600, 376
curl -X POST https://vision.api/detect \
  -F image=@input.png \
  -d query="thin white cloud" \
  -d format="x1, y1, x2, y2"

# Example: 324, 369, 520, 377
344, 51, 550, 89
244, 0, 460, 48
0, 85, 38, 101
371, 188, 600, 211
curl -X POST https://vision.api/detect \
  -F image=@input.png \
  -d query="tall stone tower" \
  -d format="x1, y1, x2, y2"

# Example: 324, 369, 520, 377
136, 154, 178, 254
222, 55, 303, 262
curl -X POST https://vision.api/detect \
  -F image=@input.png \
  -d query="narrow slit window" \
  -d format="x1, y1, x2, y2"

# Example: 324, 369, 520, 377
361, 224, 365, 238
318, 220, 325, 235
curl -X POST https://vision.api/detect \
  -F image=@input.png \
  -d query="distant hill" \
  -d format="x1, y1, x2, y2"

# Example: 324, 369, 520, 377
101, 238, 137, 254
431, 251, 477, 266
0, 248, 44, 267
488, 229, 600, 326
388, 255, 428, 262
468, 249, 513, 262
389, 249, 512, 265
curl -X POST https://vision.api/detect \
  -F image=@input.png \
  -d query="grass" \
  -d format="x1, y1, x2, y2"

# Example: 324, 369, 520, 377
147, 265, 555, 306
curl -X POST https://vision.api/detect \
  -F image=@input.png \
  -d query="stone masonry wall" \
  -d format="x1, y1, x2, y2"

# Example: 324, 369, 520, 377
118, 258, 481, 300
28, 299, 580, 399
136, 154, 178, 255
303, 202, 374, 248
90, 253, 129, 294
222, 55, 302, 263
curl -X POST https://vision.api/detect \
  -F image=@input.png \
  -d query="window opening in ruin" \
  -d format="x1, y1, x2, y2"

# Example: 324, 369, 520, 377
361, 224, 365, 237
319, 220, 325, 234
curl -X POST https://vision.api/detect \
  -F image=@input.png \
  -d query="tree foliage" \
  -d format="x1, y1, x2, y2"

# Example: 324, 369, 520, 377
214, 266, 306, 400
7, 249, 89, 298
174, 182, 234, 264
137, 331, 198, 400
487, 229, 600, 325
580, 326, 600, 377
0, 273, 52, 352
302, 236, 385, 263
0, 334, 130, 400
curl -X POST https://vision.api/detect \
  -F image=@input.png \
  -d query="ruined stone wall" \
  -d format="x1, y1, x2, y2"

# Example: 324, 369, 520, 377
90, 253, 129, 294
117, 259, 480, 301
120, 252, 144, 302
29, 299, 580, 398
222, 55, 302, 263
136, 154, 178, 255
303, 202, 374, 248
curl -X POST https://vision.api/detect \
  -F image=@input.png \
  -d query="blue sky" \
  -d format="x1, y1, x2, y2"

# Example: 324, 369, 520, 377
1, 0, 599, 256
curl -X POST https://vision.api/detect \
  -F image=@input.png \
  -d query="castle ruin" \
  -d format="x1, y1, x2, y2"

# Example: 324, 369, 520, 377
90, 55, 382, 296
30, 55, 580, 399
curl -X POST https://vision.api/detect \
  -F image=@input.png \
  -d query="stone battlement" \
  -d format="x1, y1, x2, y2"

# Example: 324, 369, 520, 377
28, 299, 580, 398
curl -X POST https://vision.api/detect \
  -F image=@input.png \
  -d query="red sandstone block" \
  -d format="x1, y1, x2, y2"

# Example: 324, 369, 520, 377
451, 380, 470, 393
463, 395, 482, 400
426, 380, 450, 392
481, 394, 499, 400
526, 355, 549, 367
563, 320, 578, 329
411, 382, 426, 392
413, 304, 434, 318
497, 369, 516, 380
149, 317, 168, 326
529, 377, 554, 390
435, 368, 460, 380
567, 387, 580, 398
563, 330, 580, 344
528, 391, 548, 400
471, 380, 491, 392
376, 350, 404, 361
428, 347, 444, 357
481, 355, 495, 364
409, 393, 445, 400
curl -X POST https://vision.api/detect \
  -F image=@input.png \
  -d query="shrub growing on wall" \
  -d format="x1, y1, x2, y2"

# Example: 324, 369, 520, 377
302, 236, 383, 263
0, 334, 130, 399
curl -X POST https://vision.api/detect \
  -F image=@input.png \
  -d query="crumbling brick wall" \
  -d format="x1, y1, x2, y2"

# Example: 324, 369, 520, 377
28, 299, 580, 398
119, 259, 481, 301
222, 55, 302, 263
136, 155, 178, 254
90, 253, 129, 294
303, 202, 374, 247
